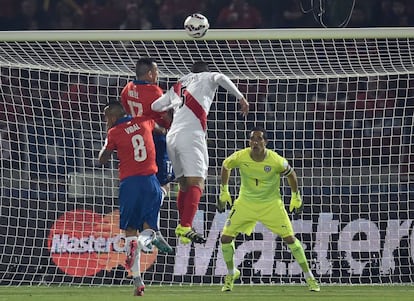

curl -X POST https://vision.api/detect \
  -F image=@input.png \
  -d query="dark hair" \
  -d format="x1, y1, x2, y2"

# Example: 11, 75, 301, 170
135, 57, 156, 78
104, 101, 126, 117
250, 126, 268, 141
191, 60, 209, 73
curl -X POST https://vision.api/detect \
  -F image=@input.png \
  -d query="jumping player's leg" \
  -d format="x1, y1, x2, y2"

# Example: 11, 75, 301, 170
174, 176, 206, 244
178, 176, 204, 227
168, 132, 208, 244
176, 189, 186, 218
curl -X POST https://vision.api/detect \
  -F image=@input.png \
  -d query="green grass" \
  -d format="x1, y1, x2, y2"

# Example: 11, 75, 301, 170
0, 285, 413, 301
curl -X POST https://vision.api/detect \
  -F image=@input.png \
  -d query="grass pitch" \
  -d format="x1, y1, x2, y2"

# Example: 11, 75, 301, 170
0, 284, 413, 301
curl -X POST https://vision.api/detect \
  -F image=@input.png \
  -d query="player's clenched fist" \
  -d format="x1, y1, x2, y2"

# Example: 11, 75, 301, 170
217, 184, 232, 213
289, 191, 303, 214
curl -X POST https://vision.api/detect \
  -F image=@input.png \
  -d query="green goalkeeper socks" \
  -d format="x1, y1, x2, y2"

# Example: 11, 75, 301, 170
221, 241, 236, 274
288, 239, 311, 274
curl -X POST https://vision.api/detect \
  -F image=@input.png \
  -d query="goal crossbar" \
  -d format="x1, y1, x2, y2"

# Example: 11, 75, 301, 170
1, 28, 414, 42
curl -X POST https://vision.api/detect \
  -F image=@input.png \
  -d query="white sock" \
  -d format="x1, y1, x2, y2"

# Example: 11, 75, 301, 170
133, 276, 144, 287
304, 271, 314, 279
131, 249, 141, 278
125, 236, 138, 254
125, 236, 141, 277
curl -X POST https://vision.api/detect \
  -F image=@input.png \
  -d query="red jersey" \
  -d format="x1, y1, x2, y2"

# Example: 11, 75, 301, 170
104, 115, 157, 180
120, 80, 171, 129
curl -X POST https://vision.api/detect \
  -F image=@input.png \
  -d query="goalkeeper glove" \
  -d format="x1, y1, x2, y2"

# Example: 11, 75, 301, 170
217, 184, 232, 213
289, 190, 303, 214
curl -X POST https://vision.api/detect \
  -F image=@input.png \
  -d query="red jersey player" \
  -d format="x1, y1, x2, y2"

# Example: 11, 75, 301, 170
120, 57, 174, 201
98, 101, 172, 296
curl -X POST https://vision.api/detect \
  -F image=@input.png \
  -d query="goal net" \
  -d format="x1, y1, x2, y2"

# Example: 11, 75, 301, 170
0, 29, 413, 286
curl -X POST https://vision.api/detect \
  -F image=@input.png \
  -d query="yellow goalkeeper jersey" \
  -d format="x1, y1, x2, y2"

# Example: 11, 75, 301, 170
223, 148, 289, 203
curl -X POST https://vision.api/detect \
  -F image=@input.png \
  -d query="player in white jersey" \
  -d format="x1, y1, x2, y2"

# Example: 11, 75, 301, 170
152, 61, 249, 244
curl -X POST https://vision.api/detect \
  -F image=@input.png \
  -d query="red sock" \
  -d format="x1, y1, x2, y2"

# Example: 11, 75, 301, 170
180, 186, 202, 227
176, 190, 186, 219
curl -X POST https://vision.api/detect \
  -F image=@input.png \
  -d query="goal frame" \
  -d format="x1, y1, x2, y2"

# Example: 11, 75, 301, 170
1, 27, 414, 42
0, 27, 413, 286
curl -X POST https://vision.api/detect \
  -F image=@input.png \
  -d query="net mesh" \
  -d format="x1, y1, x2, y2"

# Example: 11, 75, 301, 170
0, 30, 413, 286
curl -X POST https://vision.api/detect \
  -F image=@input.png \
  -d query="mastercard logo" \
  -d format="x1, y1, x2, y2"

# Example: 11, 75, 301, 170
47, 209, 158, 277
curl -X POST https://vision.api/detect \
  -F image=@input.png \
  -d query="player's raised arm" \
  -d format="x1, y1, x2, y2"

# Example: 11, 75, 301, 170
238, 96, 249, 117
212, 73, 249, 117
151, 86, 183, 112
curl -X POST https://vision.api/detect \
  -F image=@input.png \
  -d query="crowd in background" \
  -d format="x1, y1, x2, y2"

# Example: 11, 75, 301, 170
0, 0, 414, 31
0, 0, 412, 190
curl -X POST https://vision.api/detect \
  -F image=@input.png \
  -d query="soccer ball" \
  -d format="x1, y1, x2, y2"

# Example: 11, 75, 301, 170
184, 13, 209, 38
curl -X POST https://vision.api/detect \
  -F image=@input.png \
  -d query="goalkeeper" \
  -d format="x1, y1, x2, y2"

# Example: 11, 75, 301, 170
216, 127, 320, 292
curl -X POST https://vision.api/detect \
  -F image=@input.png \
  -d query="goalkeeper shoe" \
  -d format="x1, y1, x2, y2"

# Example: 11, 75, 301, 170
153, 231, 173, 254
221, 269, 240, 292
175, 224, 206, 244
306, 277, 320, 292
125, 240, 138, 270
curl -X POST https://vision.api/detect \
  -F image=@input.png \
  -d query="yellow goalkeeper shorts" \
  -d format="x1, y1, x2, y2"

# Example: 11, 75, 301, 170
222, 198, 294, 238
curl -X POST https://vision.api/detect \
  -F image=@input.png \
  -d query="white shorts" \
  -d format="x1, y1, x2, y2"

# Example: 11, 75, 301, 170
166, 131, 208, 179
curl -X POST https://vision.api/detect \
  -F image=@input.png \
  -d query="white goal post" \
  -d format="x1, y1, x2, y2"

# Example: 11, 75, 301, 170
0, 28, 413, 286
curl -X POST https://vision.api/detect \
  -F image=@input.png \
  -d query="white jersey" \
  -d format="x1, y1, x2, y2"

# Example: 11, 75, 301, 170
152, 72, 243, 135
